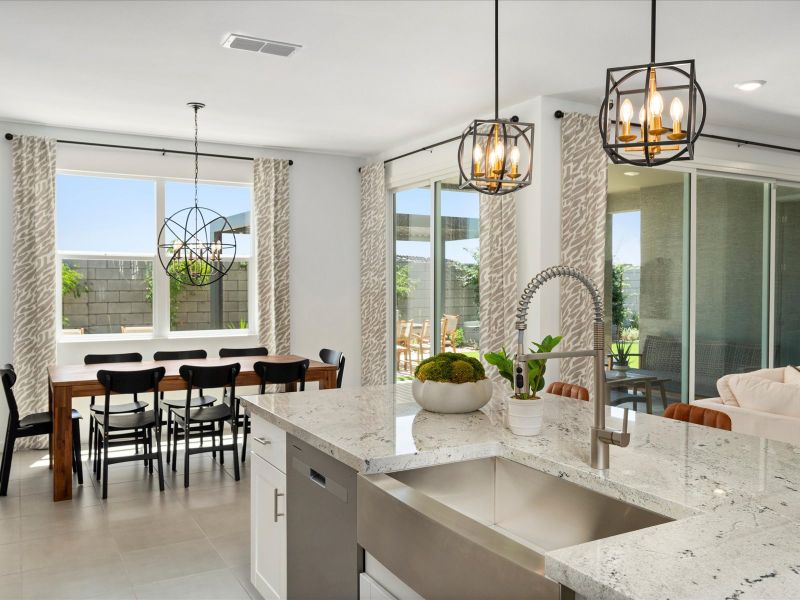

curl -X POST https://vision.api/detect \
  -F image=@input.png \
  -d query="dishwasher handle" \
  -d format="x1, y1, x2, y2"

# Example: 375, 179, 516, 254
292, 457, 348, 503
310, 468, 326, 488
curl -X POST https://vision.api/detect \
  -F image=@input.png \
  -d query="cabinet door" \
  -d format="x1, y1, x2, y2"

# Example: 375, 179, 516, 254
251, 453, 287, 600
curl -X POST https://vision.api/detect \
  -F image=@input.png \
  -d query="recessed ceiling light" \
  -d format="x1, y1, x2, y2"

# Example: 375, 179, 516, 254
623, 171, 640, 177
734, 80, 766, 92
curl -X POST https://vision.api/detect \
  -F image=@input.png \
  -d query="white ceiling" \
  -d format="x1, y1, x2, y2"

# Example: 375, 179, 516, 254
2, 0, 799, 156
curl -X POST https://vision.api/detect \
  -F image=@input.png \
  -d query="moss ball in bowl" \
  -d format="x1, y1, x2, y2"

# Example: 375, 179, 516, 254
412, 353, 493, 414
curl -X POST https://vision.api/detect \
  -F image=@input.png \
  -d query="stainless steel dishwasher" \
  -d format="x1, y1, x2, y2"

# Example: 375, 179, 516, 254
286, 434, 363, 599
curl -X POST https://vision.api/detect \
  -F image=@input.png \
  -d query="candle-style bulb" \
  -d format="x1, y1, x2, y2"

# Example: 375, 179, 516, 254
670, 97, 684, 123
620, 99, 634, 124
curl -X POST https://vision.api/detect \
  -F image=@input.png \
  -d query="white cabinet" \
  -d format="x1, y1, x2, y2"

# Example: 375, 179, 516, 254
251, 451, 287, 600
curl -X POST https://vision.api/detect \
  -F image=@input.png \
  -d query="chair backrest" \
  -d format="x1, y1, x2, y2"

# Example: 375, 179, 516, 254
153, 349, 207, 361
84, 352, 143, 365
546, 381, 590, 402
397, 320, 413, 343
179, 363, 241, 420
219, 347, 269, 358
254, 360, 309, 392
319, 349, 345, 388
418, 320, 430, 342
121, 326, 154, 334
0, 365, 20, 427
96, 367, 166, 428
663, 402, 732, 431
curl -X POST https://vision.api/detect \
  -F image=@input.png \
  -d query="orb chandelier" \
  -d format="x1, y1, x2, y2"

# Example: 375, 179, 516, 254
457, 0, 533, 196
158, 102, 236, 286
599, 0, 706, 166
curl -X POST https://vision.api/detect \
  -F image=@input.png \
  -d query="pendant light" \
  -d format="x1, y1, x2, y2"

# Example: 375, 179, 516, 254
457, 0, 534, 195
158, 102, 237, 286
599, 0, 706, 166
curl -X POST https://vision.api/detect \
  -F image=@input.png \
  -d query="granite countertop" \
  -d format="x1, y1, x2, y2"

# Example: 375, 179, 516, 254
242, 383, 800, 600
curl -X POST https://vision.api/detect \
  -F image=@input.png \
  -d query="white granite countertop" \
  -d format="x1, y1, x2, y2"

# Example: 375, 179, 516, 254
242, 383, 800, 600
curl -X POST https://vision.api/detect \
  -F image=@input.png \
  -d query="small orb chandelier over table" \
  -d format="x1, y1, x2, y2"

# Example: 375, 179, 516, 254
158, 102, 237, 286
599, 0, 706, 166
457, 0, 534, 196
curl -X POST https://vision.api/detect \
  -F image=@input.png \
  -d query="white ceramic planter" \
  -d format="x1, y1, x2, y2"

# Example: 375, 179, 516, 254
506, 397, 543, 436
412, 379, 493, 414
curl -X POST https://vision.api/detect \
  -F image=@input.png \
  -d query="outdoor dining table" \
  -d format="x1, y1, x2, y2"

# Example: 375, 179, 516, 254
605, 369, 658, 414
47, 355, 338, 502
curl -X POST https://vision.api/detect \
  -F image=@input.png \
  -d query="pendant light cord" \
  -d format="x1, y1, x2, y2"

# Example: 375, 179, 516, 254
650, 0, 656, 63
193, 104, 199, 208
494, 0, 499, 119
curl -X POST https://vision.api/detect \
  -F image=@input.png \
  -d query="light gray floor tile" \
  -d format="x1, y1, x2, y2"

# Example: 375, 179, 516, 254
0, 496, 21, 521
109, 513, 205, 553
0, 544, 21, 576
209, 530, 250, 568
133, 567, 250, 600
19, 504, 107, 541
21, 557, 133, 600
189, 503, 250, 539
21, 530, 120, 572
0, 518, 21, 546
121, 537, 226, 583
0, 573, 21, 599
20, 486, 101, 516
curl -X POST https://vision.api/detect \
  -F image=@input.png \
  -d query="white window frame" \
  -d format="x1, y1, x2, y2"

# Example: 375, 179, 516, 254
56, 169, 256, 342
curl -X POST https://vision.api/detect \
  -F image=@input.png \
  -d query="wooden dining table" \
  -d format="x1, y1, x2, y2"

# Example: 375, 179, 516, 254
47, 355, 337, 501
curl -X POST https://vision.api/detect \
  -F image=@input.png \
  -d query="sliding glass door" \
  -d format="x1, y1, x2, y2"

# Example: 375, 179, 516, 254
606, 165, 690, 407
695, 175, 770, 398
392, 179, 481, 381
774, 184, 800, 367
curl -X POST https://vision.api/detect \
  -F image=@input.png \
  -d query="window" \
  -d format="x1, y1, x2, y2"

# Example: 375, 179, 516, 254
56, 172, 252, 337
392, 177, 481, 381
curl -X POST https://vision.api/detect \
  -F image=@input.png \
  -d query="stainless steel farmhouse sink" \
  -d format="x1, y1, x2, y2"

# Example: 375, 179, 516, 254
357, 458, 672, 599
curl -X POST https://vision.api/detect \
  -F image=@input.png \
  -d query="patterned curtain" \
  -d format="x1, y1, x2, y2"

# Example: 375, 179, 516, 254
12, 136, 57, 449
559, 113, 608, 396
359, 162, 387, 386
479, 192, 518, 388
253, 158, 291, 355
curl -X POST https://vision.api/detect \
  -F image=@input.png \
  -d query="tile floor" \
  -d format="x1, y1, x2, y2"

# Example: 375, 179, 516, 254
0, 442, 258, 600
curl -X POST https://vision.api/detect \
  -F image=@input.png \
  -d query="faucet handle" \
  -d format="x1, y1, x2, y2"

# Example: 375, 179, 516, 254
622, 407, 629, 434
615, 408, 631, 447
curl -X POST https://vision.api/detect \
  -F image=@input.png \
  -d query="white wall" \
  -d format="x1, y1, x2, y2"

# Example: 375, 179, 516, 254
0, 120, 363, 428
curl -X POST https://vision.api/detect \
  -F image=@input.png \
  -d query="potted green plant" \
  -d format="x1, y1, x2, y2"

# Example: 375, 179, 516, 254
610, 340, 635, 373
484, 335, 562, 435
412, 353, 493, 414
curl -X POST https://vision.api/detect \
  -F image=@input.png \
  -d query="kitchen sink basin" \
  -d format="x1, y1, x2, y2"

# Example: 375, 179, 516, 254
357, 458, 672, 599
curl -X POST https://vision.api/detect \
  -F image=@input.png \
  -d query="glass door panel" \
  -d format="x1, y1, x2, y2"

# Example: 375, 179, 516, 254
394, 186, 432, 381
774, 185, 800, 367
606, 165, 690, 410
436, 180, 481, 359
695, 175, 769, 397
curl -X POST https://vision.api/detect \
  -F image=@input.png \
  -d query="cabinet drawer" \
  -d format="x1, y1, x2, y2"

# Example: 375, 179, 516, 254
251, 416, 286, 472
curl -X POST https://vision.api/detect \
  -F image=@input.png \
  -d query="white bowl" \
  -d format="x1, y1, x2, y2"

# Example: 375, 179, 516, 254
412, 379, 493, 414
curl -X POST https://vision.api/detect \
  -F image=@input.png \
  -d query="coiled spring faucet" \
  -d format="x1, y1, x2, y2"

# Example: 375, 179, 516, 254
515, 265, 630, 470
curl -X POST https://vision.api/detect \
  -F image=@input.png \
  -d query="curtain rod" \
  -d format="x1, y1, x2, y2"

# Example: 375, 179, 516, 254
551, 110, 800, 156
358, 134, 463, 172
3, 133, 293, 165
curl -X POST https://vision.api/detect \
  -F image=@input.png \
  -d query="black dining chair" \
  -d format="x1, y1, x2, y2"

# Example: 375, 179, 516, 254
153, 350, 217, 464
173, 363, 242, 486
218, 347, 269, 461
254, 359, 310, 393
84, 352, 145, 471
319, 348, 346, 388
95, 367, 166, 499
1, 364, 83, 496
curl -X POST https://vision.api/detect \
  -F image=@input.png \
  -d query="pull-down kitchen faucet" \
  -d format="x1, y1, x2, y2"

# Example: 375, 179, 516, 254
514, 265, 629, 469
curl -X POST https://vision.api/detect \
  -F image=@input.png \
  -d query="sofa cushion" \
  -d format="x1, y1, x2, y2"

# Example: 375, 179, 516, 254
784, 365, 800, 386
717, 367, 785, 406
727, 373, 800, 418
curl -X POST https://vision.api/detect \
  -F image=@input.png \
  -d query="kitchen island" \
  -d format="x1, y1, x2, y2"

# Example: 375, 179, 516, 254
242, 383, 800, 600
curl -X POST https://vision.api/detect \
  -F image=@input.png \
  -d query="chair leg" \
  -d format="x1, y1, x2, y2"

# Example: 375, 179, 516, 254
0, 424, 15, 497
241, 414, 248, 463
231, 423, 240, 482
101, 433, 109, 499
155, 428, 165, 492
147, 429, 154, 475
183, 420, 190, 488
218, 422, 224, 466
165, 409, 172, 464
94, 427, 100, 479
172, 420, 178, 472
87, 417, 94, 466
72, 419, 83, 486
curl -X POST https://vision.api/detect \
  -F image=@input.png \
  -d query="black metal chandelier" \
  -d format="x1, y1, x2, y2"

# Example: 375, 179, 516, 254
158, 102, 236, 287
599, 0, 706, 166
457, 0, 533, 196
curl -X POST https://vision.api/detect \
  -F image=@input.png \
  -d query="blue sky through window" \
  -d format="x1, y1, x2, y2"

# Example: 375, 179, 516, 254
612, 211, 641, 266
56, 174, 252, 256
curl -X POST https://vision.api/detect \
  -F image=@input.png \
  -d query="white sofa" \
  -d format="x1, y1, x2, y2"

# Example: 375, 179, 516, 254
692, 366, 800, 445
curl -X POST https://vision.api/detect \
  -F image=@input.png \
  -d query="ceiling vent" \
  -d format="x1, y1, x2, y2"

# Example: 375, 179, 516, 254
222, 34, 301, 57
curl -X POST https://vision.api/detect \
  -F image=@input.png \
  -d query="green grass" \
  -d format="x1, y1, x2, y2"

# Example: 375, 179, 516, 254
611, 341, 640, 368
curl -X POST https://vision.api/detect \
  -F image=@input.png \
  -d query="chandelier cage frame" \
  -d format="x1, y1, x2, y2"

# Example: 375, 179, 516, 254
157, 102, 237, 287
457, 0, 535, 196
598, 0, 706, 167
